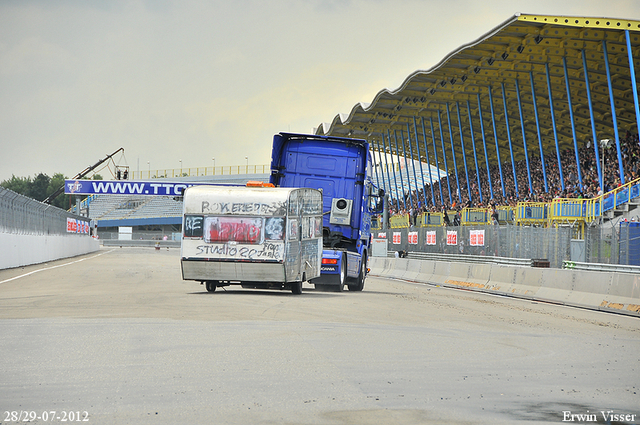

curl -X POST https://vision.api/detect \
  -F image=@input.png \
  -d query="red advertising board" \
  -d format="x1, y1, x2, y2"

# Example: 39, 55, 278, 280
426, 231, 436, 246
469, 229, 485, 246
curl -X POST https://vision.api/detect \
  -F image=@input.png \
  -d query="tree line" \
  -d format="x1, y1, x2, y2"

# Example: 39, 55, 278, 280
1, 173, 102, 210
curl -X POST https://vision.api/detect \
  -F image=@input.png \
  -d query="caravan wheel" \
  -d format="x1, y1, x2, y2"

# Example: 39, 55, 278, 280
205, 281, 217, 292
291, 274, 303, 295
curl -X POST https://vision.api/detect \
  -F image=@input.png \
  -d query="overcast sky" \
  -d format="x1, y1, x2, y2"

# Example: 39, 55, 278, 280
1, 0, 639, 182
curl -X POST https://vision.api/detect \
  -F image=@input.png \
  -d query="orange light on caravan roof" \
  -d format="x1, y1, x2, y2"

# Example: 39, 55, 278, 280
246, 181, 275, 188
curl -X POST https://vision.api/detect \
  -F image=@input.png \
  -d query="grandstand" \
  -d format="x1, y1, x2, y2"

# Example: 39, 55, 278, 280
317, 14, 640, 222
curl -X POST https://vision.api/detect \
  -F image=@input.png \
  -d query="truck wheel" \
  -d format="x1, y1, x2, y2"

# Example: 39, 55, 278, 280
348, 254, 366, 292
205, 281, 217, 292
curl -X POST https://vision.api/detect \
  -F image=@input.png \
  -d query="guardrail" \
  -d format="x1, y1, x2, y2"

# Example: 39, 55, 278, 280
563, 260, 640, 274
403, 251, 537, 267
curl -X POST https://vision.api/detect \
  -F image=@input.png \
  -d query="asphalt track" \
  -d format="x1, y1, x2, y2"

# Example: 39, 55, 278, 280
0, 247, 638, 425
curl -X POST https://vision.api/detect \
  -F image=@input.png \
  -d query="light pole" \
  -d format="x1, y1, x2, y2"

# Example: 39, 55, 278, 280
245, 156, 248, 174
212, 157, 215, 175
179, 159, 182, 177
147, 161, 150, 178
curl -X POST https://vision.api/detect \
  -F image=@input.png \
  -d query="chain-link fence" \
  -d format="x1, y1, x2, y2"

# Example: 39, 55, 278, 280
0, 186, 89, 236
586, 221, 640, 266
97, 231, 181, 241
383, 225, 573, 268
382, 222, 640, 268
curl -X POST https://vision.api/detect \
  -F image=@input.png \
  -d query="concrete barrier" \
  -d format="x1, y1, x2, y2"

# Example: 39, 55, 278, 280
368, 257, 640, 317
0, 233, 100, 270
429, 261, 452, 285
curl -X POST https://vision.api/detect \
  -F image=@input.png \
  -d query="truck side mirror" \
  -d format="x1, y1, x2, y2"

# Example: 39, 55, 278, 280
369, 195, 384, 214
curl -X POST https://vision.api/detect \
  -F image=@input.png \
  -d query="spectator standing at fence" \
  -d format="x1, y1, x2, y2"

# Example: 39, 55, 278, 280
442, 205, 451, 226
490, 203, 499, 225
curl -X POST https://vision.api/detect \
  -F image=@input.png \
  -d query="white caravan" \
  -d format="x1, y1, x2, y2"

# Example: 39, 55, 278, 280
180, 183, 323, 294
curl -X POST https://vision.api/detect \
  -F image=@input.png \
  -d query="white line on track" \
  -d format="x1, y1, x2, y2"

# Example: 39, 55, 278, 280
0, 249, 115, 285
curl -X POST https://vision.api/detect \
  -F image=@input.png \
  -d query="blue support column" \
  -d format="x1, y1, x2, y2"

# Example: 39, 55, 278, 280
437, 110, 453, 204
501, 82, 518, 197
420, 117, 436, 206
393, 130, 407, 207
530, 72, 549, 193
626, 30, 640, 149
375, 142, 388, 196
563, 56, 584, 191
383, 131, 400, 210
515, 78, 533, 194
399, 129, 413, 207
429, 117, 445, 205
455, 102, 472, 202
545, 62, 565, 191
603, 40, 626, 185
445, 103, 461, 203
371, 145, 382, 190
412, 117, 429, 208
582, 50, 603, 192
405, 125, 421, 208
477, 94, 494, 199
466, 100, 483, 204
488, 86, 506, 197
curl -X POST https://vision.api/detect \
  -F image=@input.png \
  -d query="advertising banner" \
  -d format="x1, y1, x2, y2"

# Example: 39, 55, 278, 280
67, 218, 90, 234
64, 180, 215, 196
469, 229, 485, 246
446, 230, 458, 245
425, 231, 436, 246
408, 231, 418, 245
392, 232, 402, 245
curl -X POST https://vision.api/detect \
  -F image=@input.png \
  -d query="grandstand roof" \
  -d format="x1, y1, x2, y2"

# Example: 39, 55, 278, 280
316, 13, 640, 169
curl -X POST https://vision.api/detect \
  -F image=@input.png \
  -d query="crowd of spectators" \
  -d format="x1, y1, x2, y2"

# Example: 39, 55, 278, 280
385, 130, 640, 219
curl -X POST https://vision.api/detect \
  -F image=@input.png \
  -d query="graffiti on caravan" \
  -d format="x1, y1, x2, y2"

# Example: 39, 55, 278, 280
196, 242, 283, 260
64, 180, 212, 196
201, 200, 286, 216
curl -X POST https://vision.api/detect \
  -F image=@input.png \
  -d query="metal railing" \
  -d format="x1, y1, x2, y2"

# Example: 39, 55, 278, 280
131, 164, 270, 180
389, 214, 410, 228
515, 202, 548, 226
417, 212, 444, 227
462, 208, 490, 226
586, 177, 640, 220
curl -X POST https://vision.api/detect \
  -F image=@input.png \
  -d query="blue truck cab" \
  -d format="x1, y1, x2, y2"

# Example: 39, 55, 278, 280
270, 132, 384, 291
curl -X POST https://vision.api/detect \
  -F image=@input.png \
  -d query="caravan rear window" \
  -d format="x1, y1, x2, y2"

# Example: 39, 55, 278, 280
204, 217, 263, 244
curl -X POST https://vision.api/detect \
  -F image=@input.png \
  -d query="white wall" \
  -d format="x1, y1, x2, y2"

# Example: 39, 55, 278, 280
0, 233, 100, 270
